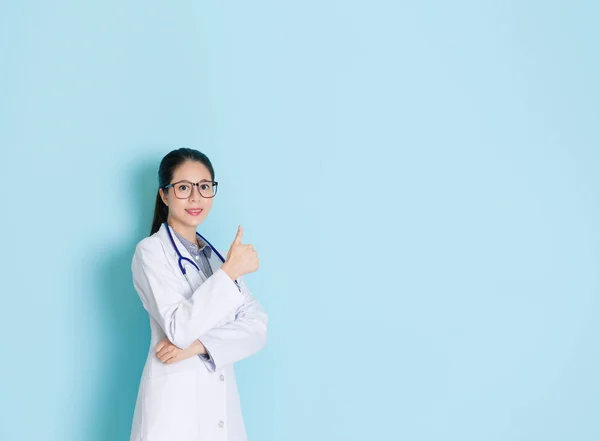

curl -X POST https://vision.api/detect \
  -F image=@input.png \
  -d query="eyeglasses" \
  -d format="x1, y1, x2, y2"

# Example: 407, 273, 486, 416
163, 180, 219, 199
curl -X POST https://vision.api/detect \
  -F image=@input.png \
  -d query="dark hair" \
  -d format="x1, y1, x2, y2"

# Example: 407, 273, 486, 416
150, 148, 215, 235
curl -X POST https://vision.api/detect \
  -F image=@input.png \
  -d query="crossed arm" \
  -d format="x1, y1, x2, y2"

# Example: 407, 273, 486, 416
132, 240, 268, 371
155, 337, 208, 364
154, 275, 268, 371
133, 240, 267, 371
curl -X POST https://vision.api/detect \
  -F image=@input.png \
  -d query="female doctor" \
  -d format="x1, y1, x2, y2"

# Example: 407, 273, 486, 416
129, 148, 268, 441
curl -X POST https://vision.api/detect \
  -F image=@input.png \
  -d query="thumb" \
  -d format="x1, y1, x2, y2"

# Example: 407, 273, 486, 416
232, 225, 243, 246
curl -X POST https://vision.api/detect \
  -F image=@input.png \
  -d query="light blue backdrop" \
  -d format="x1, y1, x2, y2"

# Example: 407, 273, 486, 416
1, 1, 599, 440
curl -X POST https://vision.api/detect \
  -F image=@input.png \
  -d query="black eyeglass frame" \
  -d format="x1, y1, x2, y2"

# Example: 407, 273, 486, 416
163, 179, 219, 199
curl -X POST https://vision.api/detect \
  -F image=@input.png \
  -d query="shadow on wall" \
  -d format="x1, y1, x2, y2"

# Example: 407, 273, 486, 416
82, 158, 159, 440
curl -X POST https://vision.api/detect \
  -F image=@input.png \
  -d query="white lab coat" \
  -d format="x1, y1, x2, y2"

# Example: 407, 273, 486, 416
129, 223, 268, 441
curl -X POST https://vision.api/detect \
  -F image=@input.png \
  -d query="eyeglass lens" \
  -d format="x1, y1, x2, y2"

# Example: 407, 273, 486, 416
173, 181, 217, 198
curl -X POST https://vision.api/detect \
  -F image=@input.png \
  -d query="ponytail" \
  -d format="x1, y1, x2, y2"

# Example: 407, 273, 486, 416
150, 190, 168, 236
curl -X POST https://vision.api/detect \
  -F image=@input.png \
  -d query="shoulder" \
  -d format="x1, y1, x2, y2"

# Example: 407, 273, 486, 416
132, 235, 168, 267
135, 235, 163, 254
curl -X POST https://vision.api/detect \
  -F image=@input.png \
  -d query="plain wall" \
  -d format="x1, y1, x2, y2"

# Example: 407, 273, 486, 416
1, 1, 599, 440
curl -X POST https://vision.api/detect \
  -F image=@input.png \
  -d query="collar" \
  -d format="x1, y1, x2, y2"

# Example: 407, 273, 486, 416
170, 226, 212, 259
156, 222, 224, 275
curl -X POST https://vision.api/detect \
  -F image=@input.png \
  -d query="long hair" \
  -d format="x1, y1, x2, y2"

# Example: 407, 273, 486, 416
150, 148, 215, 236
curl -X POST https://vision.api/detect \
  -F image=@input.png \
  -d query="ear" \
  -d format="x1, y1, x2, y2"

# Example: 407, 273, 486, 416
159, 188, 169, 207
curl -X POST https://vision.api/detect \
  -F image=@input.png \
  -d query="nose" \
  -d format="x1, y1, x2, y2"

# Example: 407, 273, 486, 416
189, 183, 202, 201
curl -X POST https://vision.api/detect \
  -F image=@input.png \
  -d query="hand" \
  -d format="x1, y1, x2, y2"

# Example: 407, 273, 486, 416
221, 225, 259, 281
155, 338, 207, 364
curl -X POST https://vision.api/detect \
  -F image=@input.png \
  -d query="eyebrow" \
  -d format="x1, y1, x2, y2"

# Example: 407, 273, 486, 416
174, 179, 212, 183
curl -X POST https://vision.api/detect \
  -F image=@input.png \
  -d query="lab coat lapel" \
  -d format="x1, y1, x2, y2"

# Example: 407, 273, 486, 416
158, 223, 225, 282
207, 245, 226, 275
157, 223, 204, 284
158, 223, 194, 262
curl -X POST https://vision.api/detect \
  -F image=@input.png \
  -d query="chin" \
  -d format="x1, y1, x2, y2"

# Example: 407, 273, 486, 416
173, 215, 204, 228
186, 217, 203, 226
189, 214, 209, 226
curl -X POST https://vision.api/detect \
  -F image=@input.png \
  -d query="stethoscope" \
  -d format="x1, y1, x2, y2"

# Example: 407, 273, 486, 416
164, 221, 240, 291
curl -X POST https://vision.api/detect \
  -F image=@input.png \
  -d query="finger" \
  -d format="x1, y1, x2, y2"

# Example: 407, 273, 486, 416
232, 225, 243, 246
155, 340, 166, 352
156, 343, 170, 357
163, 349, 179, 363
157, 345, 174, 359
159, 348, 177, 362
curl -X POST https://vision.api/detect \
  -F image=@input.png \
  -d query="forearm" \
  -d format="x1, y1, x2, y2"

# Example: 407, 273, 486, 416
186, 338, 208, 356
220, 261, 242, 282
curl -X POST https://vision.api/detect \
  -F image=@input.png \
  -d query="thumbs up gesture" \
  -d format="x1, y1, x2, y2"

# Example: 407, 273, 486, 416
221, 226, 259, 281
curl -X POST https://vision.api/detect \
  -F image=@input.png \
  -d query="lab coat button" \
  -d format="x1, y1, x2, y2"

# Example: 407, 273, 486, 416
219, 374, 225, 381
218, 420, 225, 428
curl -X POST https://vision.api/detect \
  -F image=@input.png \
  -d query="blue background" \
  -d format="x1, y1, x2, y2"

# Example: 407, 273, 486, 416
1, 1, 599, 440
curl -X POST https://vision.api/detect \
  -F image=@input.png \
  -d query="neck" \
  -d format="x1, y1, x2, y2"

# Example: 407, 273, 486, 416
166, 218, 198, 245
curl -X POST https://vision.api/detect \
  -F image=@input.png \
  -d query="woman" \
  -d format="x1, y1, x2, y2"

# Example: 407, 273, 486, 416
129, 148, 268, 441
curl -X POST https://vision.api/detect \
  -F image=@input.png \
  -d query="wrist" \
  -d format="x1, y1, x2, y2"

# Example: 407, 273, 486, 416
220, 262, 238, 281
191, 339, 207, 355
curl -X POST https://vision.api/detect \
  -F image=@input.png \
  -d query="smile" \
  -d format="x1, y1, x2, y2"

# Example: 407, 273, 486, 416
186, 209, 203, 216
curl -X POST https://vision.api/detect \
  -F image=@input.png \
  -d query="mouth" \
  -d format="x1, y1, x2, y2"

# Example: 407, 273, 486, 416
185, 209, 204, 216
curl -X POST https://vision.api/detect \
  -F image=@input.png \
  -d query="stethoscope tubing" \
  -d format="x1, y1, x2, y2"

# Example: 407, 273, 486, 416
164, 221, 240, 290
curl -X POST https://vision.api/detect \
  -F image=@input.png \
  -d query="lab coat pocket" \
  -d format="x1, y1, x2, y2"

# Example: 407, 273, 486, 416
142, 371, 198, 441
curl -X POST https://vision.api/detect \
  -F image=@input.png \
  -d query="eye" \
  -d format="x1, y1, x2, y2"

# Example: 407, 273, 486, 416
200, 183, 210, 190
178, 184, 189, 191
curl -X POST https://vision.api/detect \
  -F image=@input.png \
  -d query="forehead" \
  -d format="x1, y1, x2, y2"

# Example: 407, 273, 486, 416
172, 160, 212, 182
